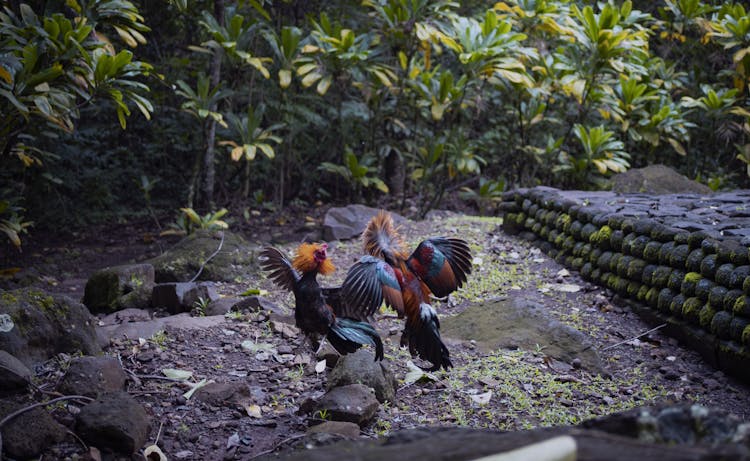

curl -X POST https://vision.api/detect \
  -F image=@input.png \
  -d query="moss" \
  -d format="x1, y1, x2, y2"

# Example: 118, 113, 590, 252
609, 253, 623, 273
642, 264, 657, 285
744, 275, 750, 295
554, 233, 565, 249
626, 281, 641, 298
562, 236, 576, 252
580, 223, 598, 242
724, 289, 744, 312
1, 292, 18, 304
539, 225, 549, 239
616, 255, 634, 278
636, 284, 649, 301
572, 242, 586, 257
681, 297, 703, 324
589, 248, 602, 265
651, 266, 673, 288
614, 277, 629, 295
548, 229, 559, 243
733, 295, 750, 317
699, 305, 717, 328
681, 273, 701, 297
626, 258, 646, 281
556, 213, 572, 232
532, 222, 542, 234
643, 241, 662, 263
742, 324, 750, 346
590, 268, 602, 283
571, 257, 584, 271
629, 235, 651, 258
590, 225, 612, 245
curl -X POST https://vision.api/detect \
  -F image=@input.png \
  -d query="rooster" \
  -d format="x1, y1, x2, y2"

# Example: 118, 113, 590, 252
259, 243, 383, 360
340, 211, 472, 371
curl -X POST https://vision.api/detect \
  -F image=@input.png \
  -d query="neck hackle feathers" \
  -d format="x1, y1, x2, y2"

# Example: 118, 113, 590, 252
293, 243, 335, 275
363, 211, 406, 262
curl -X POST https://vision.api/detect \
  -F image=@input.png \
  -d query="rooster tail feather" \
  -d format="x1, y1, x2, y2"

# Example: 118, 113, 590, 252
328, 318, 384, 361
403, 303, 452, 371
363, 210, 405, 262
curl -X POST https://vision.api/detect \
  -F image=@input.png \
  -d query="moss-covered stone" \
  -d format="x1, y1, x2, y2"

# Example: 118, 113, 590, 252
650, 224, 678, 242
571, 257, 584, 271
532, 222, 543, 234
717, 241, 750, 265
580, 262, 593, 280
572, 242, 586, 257
633, 219, 655, 236
580, 223, 598, 242
643, 241, 662, 263
589, 248, 602, 265
642, 264, 657, 285
554, 233, 565, 249
730, 266, 750, 289
562, 236, 576, 252
680, 272, 702, 298
666, 268, 685, 291
616, 255, 634, 278
658, 241, 677, 265
710, 310, 732, 339
651, 265, 672, 288
645, 287, 660, 308
620, 232, 638, 255
669, 292, 686, 315
569, 220, 583, 239
687, 231, 710, 250
685, 249, 705, 273
709, 285, 729, 309
620, 218, 636, 234
724, 289, 744, 312
543, 210, 559, 226
699, 304, 717, 329
555, 213, 571, 232
629, 235, 651, 259
715, 263, 736, 287
636, 284, 650, 302
744, 275, 750, 296
681, 297, 703, 324
658, 288, 675, 313
695, 278, 715, 301
597, 251, 613, 272
626, 281, 641, 298
612, 277, 629, 295
590, 225, 612, 248
590, 268, 602, 283
609, 253, 623, 273
521, 198, 533, 212
742, 324, 750, 346
700, 254, 719, 279
729, 316, 750, 343
548, 229, 559, 243
733, 296, 750, 317
539, 225, 550, 239
626, 258, 646, 281
669, 244, 690, 269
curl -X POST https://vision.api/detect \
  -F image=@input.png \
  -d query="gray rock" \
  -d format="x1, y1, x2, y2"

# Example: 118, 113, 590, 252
327, 349, 397, 403
0, 288, 101, 366
57, 355, 128, 398
98, 308, 152, 326
147, 230, 259, 283
306, 384, 380, 427
83, 263, 155, 314
612, 164, 712, 195
206, 295, 284, 316
441, 297, 605, 374
193, 381, 252, 407
98, 312, 226, 342
307, 421, 361, 439
151, 281, 219, 314
75, 391, 150, 455
322, 205, 406, 241
0, 401, 67, 459
0, 350, 31, 396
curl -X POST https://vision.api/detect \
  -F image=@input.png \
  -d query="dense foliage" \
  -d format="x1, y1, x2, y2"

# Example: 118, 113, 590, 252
1, 0, 749, 249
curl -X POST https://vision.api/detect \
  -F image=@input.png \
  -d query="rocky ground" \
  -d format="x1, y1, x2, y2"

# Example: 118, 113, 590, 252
3, 206, 750, 460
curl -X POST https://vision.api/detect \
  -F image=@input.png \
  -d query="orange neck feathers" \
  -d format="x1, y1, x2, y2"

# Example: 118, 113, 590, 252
363, 210, 406, 260
293, 243, 335, 275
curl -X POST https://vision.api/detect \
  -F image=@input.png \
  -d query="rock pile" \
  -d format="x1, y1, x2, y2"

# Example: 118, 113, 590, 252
501, 186, 750, 382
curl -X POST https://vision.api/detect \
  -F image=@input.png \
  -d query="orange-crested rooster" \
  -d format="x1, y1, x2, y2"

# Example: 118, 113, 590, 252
341, 211, 472, 371
260, 243, 383, 360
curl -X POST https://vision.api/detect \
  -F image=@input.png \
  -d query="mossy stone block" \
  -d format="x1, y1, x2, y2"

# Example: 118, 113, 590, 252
700, 254, 719, 279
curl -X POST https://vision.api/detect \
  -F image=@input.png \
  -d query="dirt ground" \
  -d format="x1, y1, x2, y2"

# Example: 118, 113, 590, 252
4, 206, 750, 460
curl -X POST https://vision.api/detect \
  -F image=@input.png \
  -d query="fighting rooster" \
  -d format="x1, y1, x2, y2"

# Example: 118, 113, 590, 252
260, 243, 383, 360
341, 211, 472, 371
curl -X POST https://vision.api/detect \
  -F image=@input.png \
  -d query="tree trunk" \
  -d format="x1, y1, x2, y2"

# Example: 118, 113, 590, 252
201, 0, 225, 210
384, 148, 404, 197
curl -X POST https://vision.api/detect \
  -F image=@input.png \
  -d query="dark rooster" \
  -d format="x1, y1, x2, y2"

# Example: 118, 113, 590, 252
341, 211, 472, 371
259, 243, 383, 360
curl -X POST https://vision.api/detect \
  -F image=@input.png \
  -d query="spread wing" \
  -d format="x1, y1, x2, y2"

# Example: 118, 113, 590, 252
322, 286, 345, 317
259, 247, 299, 292
406, 238, 472, 298
341, 255, 405, 318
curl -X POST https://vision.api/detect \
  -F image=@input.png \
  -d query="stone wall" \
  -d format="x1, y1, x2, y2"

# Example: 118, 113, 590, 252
501, 187, 750, 382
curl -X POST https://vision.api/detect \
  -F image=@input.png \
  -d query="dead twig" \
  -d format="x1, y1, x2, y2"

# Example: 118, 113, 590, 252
188, 230, 225, 283
247, 434, 307, 460
599, 323, 667, 352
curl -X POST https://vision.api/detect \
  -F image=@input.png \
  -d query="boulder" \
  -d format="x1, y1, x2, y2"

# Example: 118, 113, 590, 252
151, 281, 219, 314
83, 263, 155, 314
327, 349, 397, 403
0, 350, 31, 396
611, 165, 712, 195
75, 391, 150, 455
0, 288, 101, 366
206, 295, 285, 317
441, 297, 605, 374
147, 230, 259, 283
302, 384, 380, 427
98, 312, 226, 343
322, 205, 406, 241
307, 421, 361, 439
57, 355, 128, 398
0, 400, 67, 459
